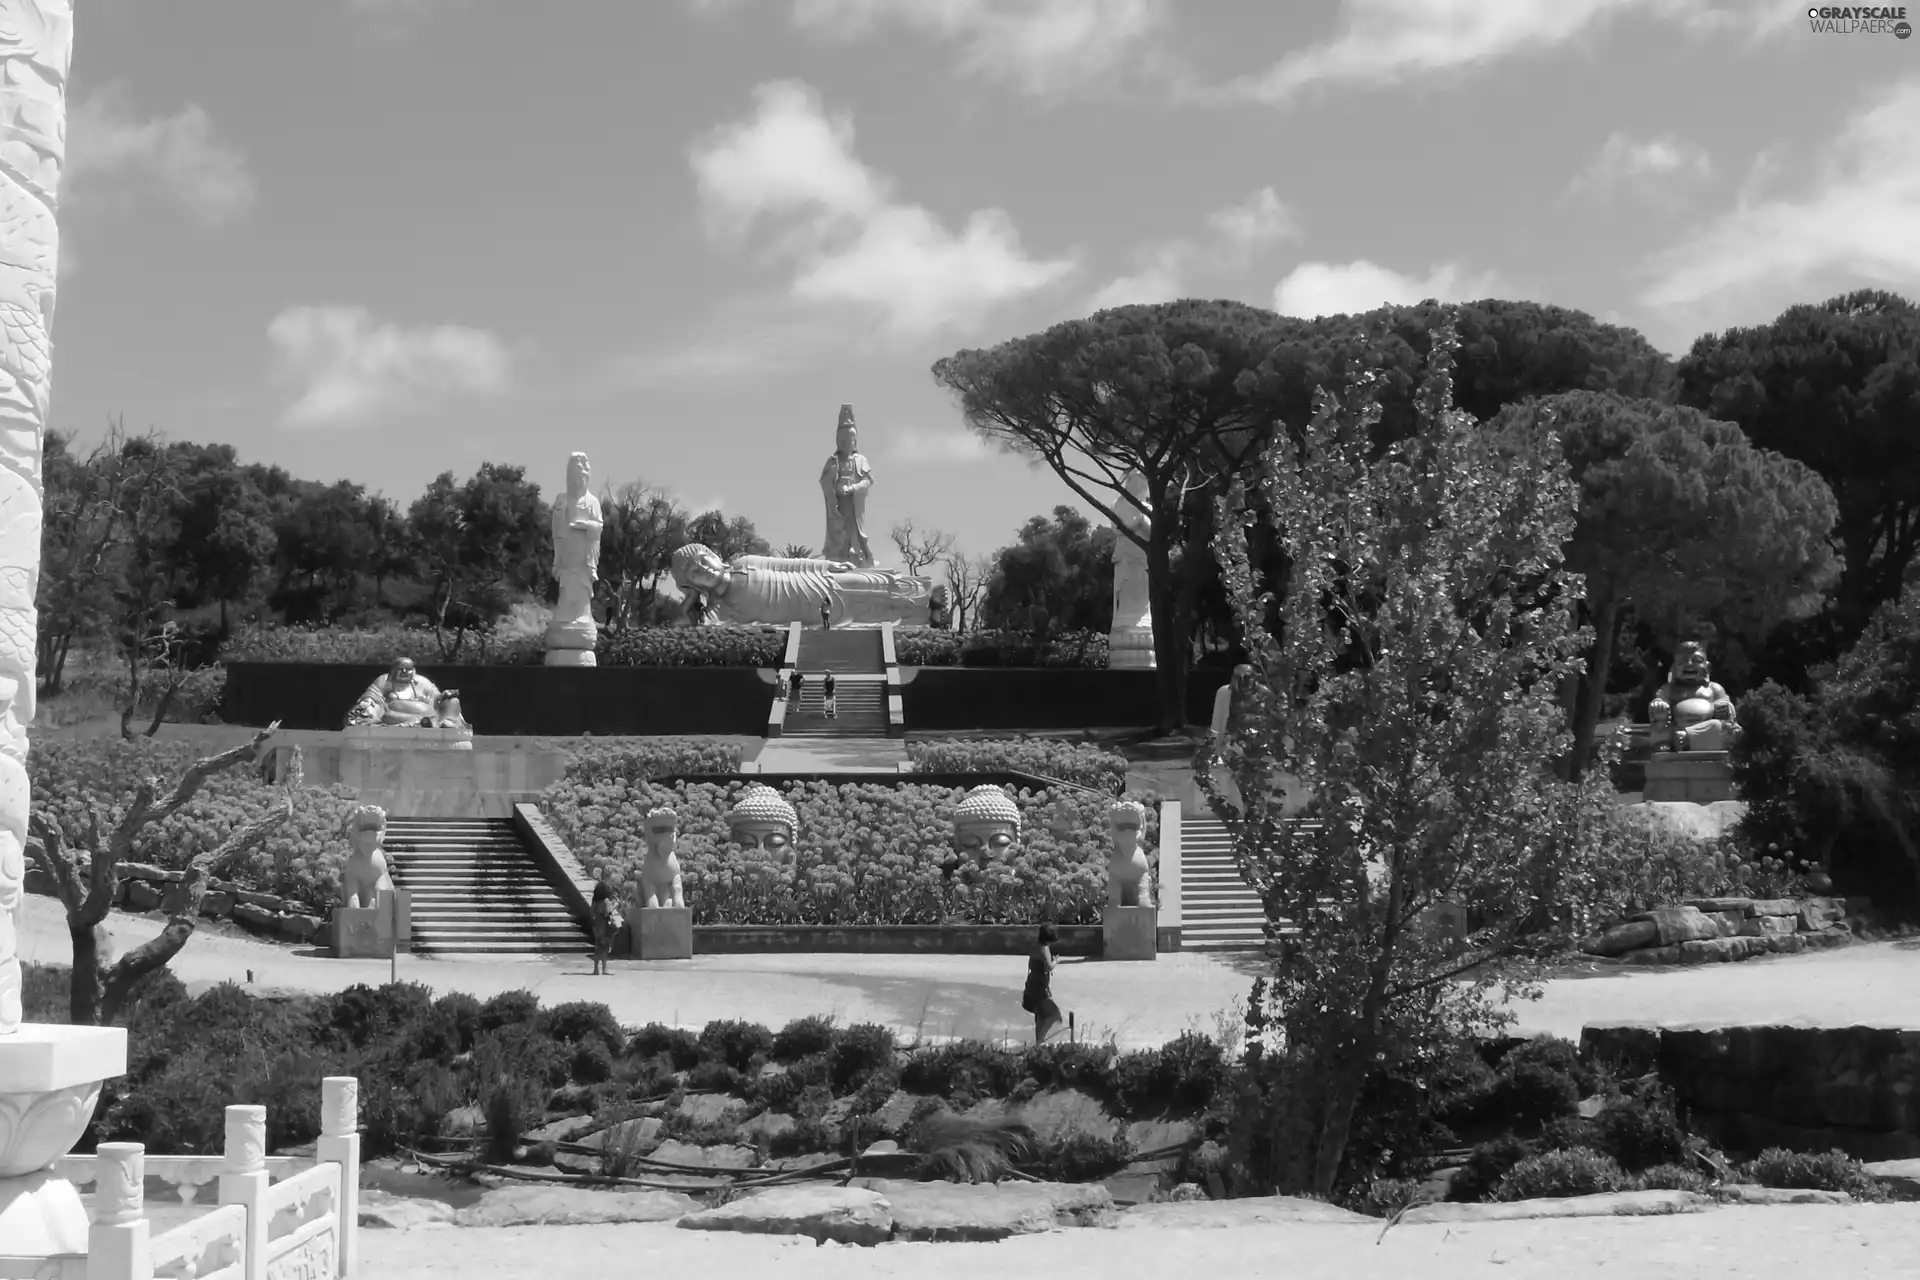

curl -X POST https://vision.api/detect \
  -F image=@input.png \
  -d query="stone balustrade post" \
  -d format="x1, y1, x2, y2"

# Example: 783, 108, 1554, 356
315, 1077, 360, 1279
88, 1143, 151, 1280
217, 1104, 269, 1280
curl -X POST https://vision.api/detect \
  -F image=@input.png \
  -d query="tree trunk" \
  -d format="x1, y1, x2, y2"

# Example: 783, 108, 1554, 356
68, 919, 103, 1026
1146, 520, 1188, 732
1567, 593, 1621, 783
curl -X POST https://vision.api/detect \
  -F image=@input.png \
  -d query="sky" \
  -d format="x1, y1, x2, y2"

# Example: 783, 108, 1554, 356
49, 0, 1920, 569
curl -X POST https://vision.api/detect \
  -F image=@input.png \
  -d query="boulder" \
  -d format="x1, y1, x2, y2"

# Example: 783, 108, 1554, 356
231, 902, 278, 933
1801, 898, 1848, 930
1715, 1185, 1852, 1205
124, 880, 163, 912
523, 1115, 599, 1145
735, 1110, 797, 1145
1119, 1195, 1371, 1228
1124, 1118, 1198, 1166
1677, 936, 1768, 964
453, 1184, 697, 1228
1625, 945, 1686, 965
1682, 897, 1755, 915
198, 891, 235, 920
676, 1185, 892, 1246
357, 1189, 456, 1231
673, 1092, 746, 1126
864, 1090, 935, 1139
1578, 1025, 1661, 1076
1748, 898, 1800, 917
1398, 1190, 1710, 1223
1765, 934, 1809, 956
274, 913, 323, 944
1738, 914, 1796, 937
848, 1178, 1115, 1241
1584, 920, 1660, 957
647, 1138, 757, 1170
1640, 906, 1721, 946
1863, 1159, 1920, 1201
441, 1105, 485, 1138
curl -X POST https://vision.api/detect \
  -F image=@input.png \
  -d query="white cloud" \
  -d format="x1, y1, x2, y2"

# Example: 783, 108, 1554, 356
268, 305, 511, 429
734, 0, 1170, 95
691, 81, 1075, 340
66, 87, 256, 226
1638, 78, 1920, 314
1231, 0, 1790, 105
1085, 186, 1298, 310
1565, 132, 1712, 201
1271, 260, 1500, 319
884, 423, 995, 464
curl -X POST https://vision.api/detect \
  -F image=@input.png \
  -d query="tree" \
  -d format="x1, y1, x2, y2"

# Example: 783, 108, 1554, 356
162, 443, 278, 631
596, 482, 689, 631
105, 435, 190, 740
686, 510, 769, 563
272, 480, 379, 622
408, 464, 552, 655
36, 425, 134, 695
1676, 290, 1920, 673
781, 542, 814, 560
945, 554, 990, 631
1485, 392, 1841, 778
25, 725, 296, 1025
1200, 321, 1612, 1196
979, 506, 1115, 633
890, 518, 957, 577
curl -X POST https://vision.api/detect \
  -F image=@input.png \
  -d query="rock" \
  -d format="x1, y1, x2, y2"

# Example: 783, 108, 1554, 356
863, 1090, 933, 1140
1624, 945, 1685, 965
452, 1185, 698, 1228
232, 888, 283, 909
1863, 1159, 1920, 1201
1682, 897, 1755, 915
124, 880, 163, 912
1800, 898, 1848, 930
1677, 936, 1768, 964
1585, 920, 1660, 956
1640, 906, 1721, 946
1104, 1169, 1165, 1206
673, 1092, 745, 1126
735, 1110, 796, 1145
1716, 1185, 1852, 1205
1748, 898, 1800, 917
1704, 910, 1746, 938
231, 902, 278, 933
1124, 1118, 1198, 1167
357, 1189, 456, 1230
1161, 1182, 1207, 1203
1578, 1025, 1661, 1075
1803, 928, 1851, 950
591, 1116, 664, 1154
275, 913, 322, 944
1398, 1190, 1711, 1223
1738, 914, 1797, 937
1765, 934, 1809, 955
1119, 1195, 1371, 1228
763, 1152, 841, 1175
441, 1105, 485, 1138
849, 1178, 1115, 1241
648, 1138, 757, 1170
199, 890, 235, 920
677, 1185, 892, 1246
524, 1115, 598, 1145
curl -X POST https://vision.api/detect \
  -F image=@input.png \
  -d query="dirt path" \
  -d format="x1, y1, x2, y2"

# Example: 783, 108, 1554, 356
357, 1205, 1920, 1280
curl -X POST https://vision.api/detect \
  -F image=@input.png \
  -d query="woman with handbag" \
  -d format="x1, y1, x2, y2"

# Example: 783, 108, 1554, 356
1022, 923, 1064, 1043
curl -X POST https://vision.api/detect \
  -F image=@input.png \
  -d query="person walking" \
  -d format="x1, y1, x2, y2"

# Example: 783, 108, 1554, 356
1023, 923, 1064, 1043
590, 882, 618, 976
788, 669, 803, 704
819, 594, 833, 630
822, 671, 838, 719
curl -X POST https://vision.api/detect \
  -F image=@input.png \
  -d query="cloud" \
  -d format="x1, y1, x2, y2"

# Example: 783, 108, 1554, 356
1638, 77, 1920, 314
1565, 132, 1712, 201
1229, 0, 1791, 105
1086, 186, 1298, 310
884, 423, 995, 465
268, 305, 511, 429
1271, 260, 1500, 319
65, 87, 256, 225
714, 0, 1170, 96
691, 81, 1074, 340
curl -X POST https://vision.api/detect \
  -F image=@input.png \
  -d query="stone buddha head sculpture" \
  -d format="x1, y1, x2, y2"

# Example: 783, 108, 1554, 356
644, 807, 679, 861
670, 544, 728, 595
1671, 641, 1711, 688
836, 404, 858, 457
952, 784, 1020, 863
567, 451, 591, 497
726, 784, 797, 861
390, 657, 418, 686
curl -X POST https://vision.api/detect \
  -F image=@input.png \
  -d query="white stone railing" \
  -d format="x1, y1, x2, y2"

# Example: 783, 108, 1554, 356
44, 1077, 361, 1280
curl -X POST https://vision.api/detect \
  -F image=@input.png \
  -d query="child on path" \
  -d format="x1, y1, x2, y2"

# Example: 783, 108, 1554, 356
1023, 923, 1064, 1043
591, 882, 618, 976
822, 671, 838, 719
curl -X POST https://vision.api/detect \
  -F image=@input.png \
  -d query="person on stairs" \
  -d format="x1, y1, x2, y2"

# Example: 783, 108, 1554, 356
822, 671, 838, 719
788, 670, 803, 704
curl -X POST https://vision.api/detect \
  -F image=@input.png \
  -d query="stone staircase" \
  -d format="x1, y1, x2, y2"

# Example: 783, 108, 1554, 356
794, 628, 886, 674
1179, 814, 1270, 952
382, 817, 592, 954
783, 628, 889, 738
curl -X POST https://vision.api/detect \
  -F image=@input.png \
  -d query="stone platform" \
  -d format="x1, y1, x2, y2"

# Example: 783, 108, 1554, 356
1643, 751, 1734, 803
269, 731, 569, 818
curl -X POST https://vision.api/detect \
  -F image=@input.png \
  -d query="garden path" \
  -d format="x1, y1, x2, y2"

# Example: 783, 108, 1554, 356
20, 896, 1919, 1045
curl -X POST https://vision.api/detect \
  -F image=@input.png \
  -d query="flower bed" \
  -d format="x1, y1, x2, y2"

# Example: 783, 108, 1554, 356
25, 738, 360, 912
905, 737, 1128, 793
894, 627, 1109, 669
221, 623, 788, 668
539, 778, 1159, 927
551, 738, 745, 785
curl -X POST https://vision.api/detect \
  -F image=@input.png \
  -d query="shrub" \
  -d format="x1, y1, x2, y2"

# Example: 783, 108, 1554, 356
900, 1042, 1023, 1105
772, 1015, 837, 1062
222, 622, 788, 669
542, 776, 1159, 928
1110, 1034, 1228, 1115
698, 1020, 775, 1074
536, 1001, 625, 1058
1588, 1088, 1691, 1172
1499, 1038, 1594, 1095
1020, 1042, 1117, 1092
627, 1023, 701, 1069
906, 738, 1129, 793
570, 1040, 615, 1086
1493, 1147, 1628, 1200
893, 627, 1110, 670
433, 992, 484, 1053
1448, 1134, 1535, 1202
1482, 1059, 1582, 1128
552, 739, 745, 788
906, 1111, 1035, 1183
1031, 1129, 1134, 1181
829, 1023, 897, 1094
1632, 1163, 1709, 1193
479, 989, 541, 1032
686, 1060, 747, 1094
1741, 1147, 1888, 1200
482, 1081, 540, 1163
1345, 1176, 1426, 1218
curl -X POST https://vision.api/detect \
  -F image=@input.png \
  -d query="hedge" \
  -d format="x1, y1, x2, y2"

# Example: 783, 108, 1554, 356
25, 738, 360, 911
905, 737, 1129, 793
551, 738, 745, 785
894, 628, 1109, 669
221, 623, 787, 668
540, 778, 1160, 927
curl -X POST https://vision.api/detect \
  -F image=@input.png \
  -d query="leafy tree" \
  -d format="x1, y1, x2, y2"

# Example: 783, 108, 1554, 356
686, 510, 769, 564
408, 464, 552, 656
162, 442, 278, 631
25, 726, 295, 1025
105, 436, 189, 739
271, 480, 379, 622
1676, 290, 1920, 675
36, 425, 135, 695
980, 506, 1115, 633
890, 518, 956, 576
1200, 322, 1615, 1197
1485, 393, 1840, 777
596, 482, 689, 631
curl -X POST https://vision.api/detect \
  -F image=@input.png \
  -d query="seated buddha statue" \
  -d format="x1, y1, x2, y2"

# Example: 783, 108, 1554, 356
1648, 642, 1740, 753
344, 657, 467, 729
669, 543, 936, 627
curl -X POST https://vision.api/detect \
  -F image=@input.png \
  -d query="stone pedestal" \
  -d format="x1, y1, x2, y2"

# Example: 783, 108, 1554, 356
331, 889, 412, 958
1644, 752, 1734, 804
341, 724, 474, 751
544, 647, 596, 667
1102, 905, 1158, 961
637, 906, 693, 960
0, 1024, 129, 1257
1108, 627, 1156, 670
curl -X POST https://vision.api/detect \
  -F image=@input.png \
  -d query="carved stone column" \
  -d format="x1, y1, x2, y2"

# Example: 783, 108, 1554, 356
0, 1, 132, 1261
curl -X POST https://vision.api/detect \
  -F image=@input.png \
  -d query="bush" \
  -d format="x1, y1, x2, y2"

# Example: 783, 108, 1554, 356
685, 1060, 747, 1093
1020, 1042, 1117, 1092
906, 1110, 1035, 1183
570, 1039, 615, 1085
542, 777, 1159, 928
222, 622, 788, 669
906, 737, 1129, 793
1741, 1147, 1888, 1200
1492, 1148, 1628, 1200
893, 627, 1110, 670
772, 1015, 837, 1062
552, 739, 745, 788
901, 1042, 1023, 1105
627, 1023, 701, 1070
27, 737, 360, 911
1632, 1163, 1709, 1193
1031, 1129, 1133, 1181
536, 1001, 625, 1058
1448, 1134, 1535, 1202
1109, 1034, 1228, 1115
697, 1019, 775, 1074
1588, 1088, 1691, 1172
828, 1023, 897, 1094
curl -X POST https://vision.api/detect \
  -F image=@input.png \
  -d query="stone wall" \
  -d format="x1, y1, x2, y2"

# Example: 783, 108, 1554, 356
1580, 896, 1856, 966
900, 667, 1230, 730
1580, 1022, 1920, 1162
23, 861, 326, 945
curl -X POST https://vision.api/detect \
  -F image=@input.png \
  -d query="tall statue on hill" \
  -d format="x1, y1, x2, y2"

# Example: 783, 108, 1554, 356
545, 451, 604, 666
1108, 470, 1155, 669
820, 404, 875, 568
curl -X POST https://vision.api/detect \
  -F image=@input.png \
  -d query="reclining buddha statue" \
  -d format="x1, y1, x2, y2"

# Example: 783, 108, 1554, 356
1648, 641, 1740, 753
344, 657, 467, 730
669, 544, 936, 627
